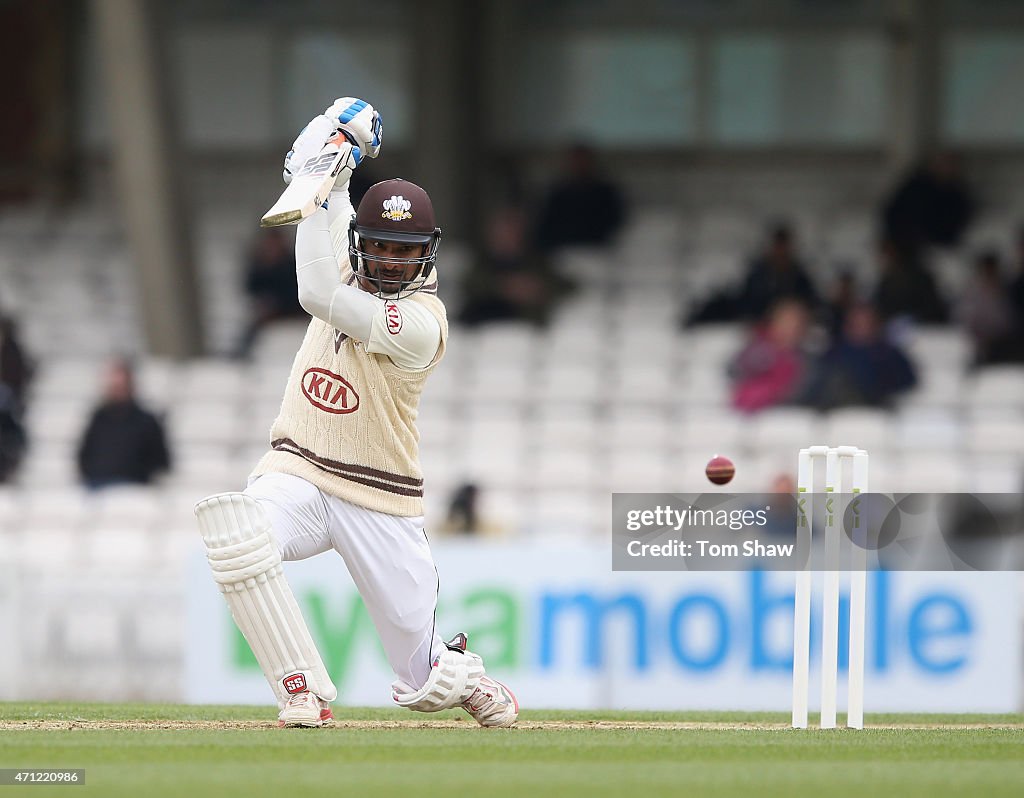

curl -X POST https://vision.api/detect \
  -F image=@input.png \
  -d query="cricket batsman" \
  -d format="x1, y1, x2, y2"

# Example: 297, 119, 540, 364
194, 97, 518, 728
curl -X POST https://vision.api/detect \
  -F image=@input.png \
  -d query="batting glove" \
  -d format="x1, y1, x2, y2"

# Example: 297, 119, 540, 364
282, 114, 339, 185
324, 97, 382, 160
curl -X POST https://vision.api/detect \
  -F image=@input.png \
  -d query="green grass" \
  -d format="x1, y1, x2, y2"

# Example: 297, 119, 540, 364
1, 703, 1022, 798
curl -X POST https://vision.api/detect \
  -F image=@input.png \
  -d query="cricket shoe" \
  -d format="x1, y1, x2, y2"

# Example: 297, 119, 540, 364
462, 675, 519, 728
444, 633, 519, 728
278, 692, 334, 728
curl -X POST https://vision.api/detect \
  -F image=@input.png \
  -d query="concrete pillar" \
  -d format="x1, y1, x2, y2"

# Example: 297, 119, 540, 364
413, 0, 485, 252
93, 0, 203, 358
886, 0, 943, 178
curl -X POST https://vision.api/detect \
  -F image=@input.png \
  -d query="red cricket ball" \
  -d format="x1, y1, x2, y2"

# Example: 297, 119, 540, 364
705, 455, 735, 485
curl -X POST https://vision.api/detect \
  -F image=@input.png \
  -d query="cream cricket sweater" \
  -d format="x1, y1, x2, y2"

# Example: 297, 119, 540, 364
250, 200, 447, 516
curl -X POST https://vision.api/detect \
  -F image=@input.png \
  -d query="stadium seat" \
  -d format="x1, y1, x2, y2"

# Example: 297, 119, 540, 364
62, 606, 122, 657
603, 415, 673, 456
476, 487, 526, 536
136, 358, 180, 402
23, 400, 92, 445
536, 362, 603, 403
822, 408, 893, 452
676, 364, 733, 408
524, 489, 601, 538
85, 526, 155, 568
472, 322, 540, 365
603, 449, 672, 493
965, 415, 1024, 455
890, 453, 969, 492
968, 459, 1024, 493
966, 367, 1024, 410
907, 327, 971, 372
90, 486, 166, 530
748, 408, 820, 451
896, 408, 964, 452
550, 248, 614, 288
21, 488, 88, 531
527, 448, 599, 491
250, 321, 308, 363
611, 363, 677, 404
168, 404, 244, 447
178, 359, 248, 401
18, 445, 79, 488
18, 526, 82, 570
671, 416, 746, 464
900, 366, 964, 411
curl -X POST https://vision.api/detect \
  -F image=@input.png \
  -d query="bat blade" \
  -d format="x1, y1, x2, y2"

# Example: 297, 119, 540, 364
260, 141, 349, 228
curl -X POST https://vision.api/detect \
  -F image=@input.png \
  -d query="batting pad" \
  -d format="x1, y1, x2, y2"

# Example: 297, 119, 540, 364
195, 492, 338, 706
392, 648, 483, 712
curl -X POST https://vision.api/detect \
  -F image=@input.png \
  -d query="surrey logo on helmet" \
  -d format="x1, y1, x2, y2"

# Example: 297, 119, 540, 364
382, 196, 413, 221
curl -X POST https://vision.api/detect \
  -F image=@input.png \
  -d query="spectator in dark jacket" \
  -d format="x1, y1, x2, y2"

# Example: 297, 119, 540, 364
0, 315, 33, 411
0, 383, 26, 483
0, 312, 31, 482
737, 224, 819, 321
873, 238, 949, 323
236, 228, 304, 357
535, 143, 626, 251
882, 151, 974, 250
1010, 225, 1024, 323
803, 303, 917, 410
77, 358, 171, 489
957, 251, 1023, 365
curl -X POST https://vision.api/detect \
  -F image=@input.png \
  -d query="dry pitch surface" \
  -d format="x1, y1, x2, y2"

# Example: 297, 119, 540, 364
1, 703, 1022, 798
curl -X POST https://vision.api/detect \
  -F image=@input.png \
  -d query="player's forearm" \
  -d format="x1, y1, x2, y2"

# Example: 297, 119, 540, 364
295, 206, 376, 341
326, 185, 356, 257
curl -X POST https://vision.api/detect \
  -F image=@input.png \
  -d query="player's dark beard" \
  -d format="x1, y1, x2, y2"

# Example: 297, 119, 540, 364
363, 263, 411, 294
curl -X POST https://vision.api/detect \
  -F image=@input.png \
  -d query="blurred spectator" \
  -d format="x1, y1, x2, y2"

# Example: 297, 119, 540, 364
882, 151, 974, 250
730, 300, 810, 414
873, 238, 948, 323
802, 303, 917, 410
439, 482, 504, 537
0, 315, 34, 411
761, 472, 799, 537
442, 482, 480, 535
823, 268, 860, 336
0, 383, 26, 483
461, 164, 575, 325
957, 250, 1023, 366
684, 286, 740, 325
769, 473, 796, 494
737, 224, 819, 321
460, 204, 572, 326
1010, 225, 1024, 323
77, 358, 171, 489
236, 228, 303, 357
535, 143, 626, 251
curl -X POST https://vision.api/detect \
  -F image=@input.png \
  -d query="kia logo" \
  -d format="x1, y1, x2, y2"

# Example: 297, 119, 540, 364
301, 368, 359, 414
384, 300, 403, 335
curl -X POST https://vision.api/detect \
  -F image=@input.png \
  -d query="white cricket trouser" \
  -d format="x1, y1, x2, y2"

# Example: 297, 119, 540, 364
244, 472, 442, 689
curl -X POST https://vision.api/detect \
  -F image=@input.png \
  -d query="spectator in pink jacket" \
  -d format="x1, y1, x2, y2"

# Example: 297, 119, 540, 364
730, 299, 810, 413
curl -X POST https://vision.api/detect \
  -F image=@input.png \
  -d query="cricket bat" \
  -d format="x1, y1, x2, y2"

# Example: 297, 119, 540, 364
260, 133, 353, 228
